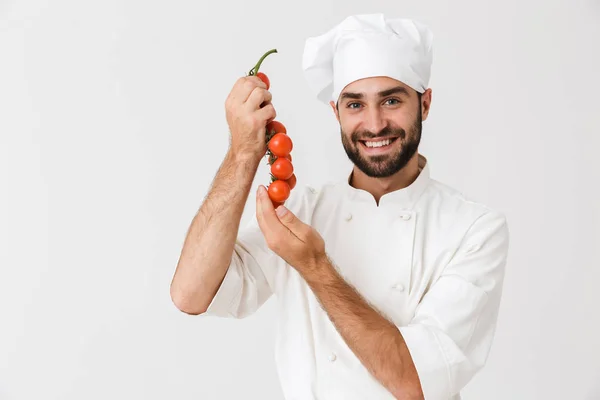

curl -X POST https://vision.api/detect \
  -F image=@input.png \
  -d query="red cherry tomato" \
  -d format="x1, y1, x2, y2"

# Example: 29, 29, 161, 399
286, 174, 297, 190
268, 180, 290, 203
270, 153, 292, 163
268, 133, 293, 157
256, 72, 270, 90
266, 120, 287, 135
271, 199, 284, 208
271, 158, 294, 180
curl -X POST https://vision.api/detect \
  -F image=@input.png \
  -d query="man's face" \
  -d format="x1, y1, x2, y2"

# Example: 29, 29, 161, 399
331, 77, 430, 178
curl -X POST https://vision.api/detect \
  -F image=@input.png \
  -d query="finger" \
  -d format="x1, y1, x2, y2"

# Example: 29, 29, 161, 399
248, 75, 267, 89
259, 96, 272, 109
256, 185, 288, 241
274, 205, 308, 242
256, 103, 276, 124
239, 76, 267, 103
245, 87, 272, 110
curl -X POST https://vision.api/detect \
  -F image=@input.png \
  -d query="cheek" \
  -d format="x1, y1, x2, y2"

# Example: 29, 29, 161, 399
340, 117, 361, 135
393, 109, 418, 126
389, 117, 416, 137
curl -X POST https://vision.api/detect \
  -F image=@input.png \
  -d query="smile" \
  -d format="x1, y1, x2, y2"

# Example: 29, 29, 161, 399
359, 137, 398, 152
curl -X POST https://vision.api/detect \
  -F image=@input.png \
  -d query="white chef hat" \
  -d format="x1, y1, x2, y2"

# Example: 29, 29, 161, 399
302, 13, 433, 105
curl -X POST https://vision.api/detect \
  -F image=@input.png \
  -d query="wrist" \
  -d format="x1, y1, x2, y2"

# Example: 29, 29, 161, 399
304, 255, 337, 288
227, 149, 263, 167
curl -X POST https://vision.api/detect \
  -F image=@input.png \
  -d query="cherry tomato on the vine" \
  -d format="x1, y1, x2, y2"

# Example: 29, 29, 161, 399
268, 133, 293, 157
268, 180, 290, 203
266, 120, 287, 135
286, 174, 297, 190
271, 199, 284, 208
256, 72, 270, 90
271, 158, 294, 180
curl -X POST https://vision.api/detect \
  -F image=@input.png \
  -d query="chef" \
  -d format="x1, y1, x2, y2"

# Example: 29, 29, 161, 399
170, 12, 510, 400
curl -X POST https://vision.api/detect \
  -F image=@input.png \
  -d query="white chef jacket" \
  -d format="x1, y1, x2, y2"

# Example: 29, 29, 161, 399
202, 154, 510, 400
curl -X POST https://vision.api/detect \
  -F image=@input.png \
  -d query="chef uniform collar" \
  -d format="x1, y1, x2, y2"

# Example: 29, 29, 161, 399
344, 154, 431, 210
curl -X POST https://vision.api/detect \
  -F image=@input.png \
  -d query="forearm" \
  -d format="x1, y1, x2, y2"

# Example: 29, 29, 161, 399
304, 259, 424, 400
170, 149, 261, 314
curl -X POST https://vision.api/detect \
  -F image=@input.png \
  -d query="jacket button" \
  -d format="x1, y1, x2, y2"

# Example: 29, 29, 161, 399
345, 213, 352, 221
399, 214, 411, 221
392, 283, 405, 292
328, 353, 337, 362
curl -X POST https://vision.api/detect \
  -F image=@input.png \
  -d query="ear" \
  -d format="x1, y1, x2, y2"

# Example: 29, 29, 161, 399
329, 100, 340, 123
421, 88, 433, 121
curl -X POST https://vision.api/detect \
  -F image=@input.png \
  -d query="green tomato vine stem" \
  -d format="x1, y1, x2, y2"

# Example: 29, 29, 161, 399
248, 49, 277, 76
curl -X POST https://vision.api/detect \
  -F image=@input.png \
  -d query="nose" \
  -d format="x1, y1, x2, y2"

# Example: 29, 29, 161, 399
363, 106, 387, 135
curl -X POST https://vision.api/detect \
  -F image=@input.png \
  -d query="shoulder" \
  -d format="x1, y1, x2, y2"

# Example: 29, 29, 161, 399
423, 178, 509, 240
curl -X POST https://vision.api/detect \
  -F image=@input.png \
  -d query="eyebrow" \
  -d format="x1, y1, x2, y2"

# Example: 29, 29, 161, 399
340, 86, 410, 101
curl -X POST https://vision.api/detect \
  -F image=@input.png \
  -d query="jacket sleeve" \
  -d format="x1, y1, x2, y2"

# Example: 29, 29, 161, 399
202, 214, 277, 319
398, 210, 510, 400
201, 184, 315, 319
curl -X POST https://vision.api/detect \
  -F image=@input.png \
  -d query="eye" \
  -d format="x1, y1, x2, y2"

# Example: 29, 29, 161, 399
384, 98, 401, 105
347, 102, 361, 109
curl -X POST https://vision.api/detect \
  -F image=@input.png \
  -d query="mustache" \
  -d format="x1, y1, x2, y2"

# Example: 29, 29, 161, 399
351, 126, 406, 142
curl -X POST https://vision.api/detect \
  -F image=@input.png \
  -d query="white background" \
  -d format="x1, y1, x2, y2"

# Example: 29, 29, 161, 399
1, 0, 599, 399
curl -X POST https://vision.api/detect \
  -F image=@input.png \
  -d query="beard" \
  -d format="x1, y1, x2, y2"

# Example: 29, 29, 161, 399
341, 107, 422, 178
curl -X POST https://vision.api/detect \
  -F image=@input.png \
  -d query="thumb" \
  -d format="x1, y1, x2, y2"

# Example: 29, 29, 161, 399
275, 206, 306, 238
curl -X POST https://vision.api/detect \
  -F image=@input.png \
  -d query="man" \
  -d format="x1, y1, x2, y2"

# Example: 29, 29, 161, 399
170, 13, 509, 400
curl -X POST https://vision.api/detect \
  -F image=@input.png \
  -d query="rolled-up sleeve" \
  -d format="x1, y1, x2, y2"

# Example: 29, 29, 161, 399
202, 215, 276, 319
399, 210, 510, 400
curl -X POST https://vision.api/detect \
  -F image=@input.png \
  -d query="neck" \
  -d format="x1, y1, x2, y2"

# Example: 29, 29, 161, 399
350, 153, 421, 205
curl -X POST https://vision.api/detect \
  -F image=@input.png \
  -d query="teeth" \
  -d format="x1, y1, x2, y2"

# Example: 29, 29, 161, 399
365, 139, 392, 148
